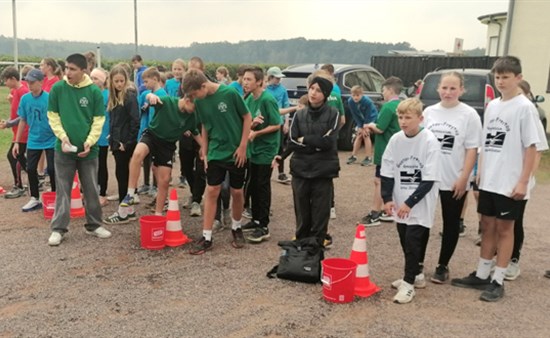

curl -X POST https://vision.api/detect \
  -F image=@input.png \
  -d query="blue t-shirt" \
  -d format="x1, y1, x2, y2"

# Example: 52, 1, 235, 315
138, 87, 168, 140
165, 78, 181, 98
265, 83, 289, 125
17, 91, 56, 150
348, 95, 378, 126
98, 89, 110, 147
228, 81, 244, 96
135, 66, 147, 94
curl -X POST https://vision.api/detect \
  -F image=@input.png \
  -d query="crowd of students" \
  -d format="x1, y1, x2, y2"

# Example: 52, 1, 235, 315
1, 54, 548, 304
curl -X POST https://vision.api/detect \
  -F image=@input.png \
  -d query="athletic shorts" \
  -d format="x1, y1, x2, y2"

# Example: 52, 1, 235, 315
375, 165, 381, 178
207, 160, 246, 189
477, 190, 525, 221
139, 129, 176, 168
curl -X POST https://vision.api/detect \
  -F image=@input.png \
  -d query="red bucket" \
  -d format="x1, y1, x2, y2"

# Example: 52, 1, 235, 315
140, 215, 166, 250
42, 192, 56, 220
321, 258, 358, 303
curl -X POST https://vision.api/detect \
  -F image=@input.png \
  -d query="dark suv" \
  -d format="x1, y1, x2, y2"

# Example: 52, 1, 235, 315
418, 68, 500, 123
281, 64, 385, 150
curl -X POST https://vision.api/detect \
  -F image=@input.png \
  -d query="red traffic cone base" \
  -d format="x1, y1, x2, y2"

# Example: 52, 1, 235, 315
350, 224, 381, 298
164, 189, 191, 247
70, 173, 85, 218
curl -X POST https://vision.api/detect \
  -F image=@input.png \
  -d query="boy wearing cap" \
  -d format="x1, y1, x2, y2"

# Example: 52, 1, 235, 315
12, 69, 57, 212
47, 53, 111, 246
273, 76, 340, 247
0, 66, 29, 199
265, 66, 296, 184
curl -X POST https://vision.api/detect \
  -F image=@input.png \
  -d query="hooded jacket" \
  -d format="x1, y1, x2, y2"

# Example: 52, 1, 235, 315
47, 74, 105, 160
109, 88, 140, 152
285, 103, 340, 179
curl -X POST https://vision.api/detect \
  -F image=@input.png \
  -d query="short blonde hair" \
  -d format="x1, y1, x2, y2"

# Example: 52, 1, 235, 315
351, 85, 363, 95
397, 98, 423, 116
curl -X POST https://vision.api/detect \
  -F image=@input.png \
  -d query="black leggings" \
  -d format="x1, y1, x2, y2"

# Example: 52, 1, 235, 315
98, 146, 109, 196
113, 146, 135, 203
27, 148, 55, 198
7, 142, 27, 188
437, 190, 467, 267
512, 200, 527, 261
397, 223, 430, 284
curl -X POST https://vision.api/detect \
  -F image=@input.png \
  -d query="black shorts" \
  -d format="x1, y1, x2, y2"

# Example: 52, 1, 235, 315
477, 190, 525, 221
207, 160, 246, 189
375, 165, 381, 178
139, 129, 177, 168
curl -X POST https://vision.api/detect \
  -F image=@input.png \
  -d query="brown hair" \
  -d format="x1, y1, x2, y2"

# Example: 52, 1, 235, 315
492, 56, 522, 75
351, 85, 363, 95
382, 76, 403, 95
142, 67, 161, 81
440, 71, 464, 87
107, 65, 130, 112
182, 69, 208, 93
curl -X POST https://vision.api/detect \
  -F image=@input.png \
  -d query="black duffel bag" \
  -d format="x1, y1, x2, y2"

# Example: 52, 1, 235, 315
267, 237, 324, 284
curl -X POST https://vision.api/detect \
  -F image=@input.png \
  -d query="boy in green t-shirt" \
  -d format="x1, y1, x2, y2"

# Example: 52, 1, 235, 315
240, 66, 281, 243
364, 76, 402, 227
182, 69, 252, 255
46, 53, 110, 246
112, 94, 199, 222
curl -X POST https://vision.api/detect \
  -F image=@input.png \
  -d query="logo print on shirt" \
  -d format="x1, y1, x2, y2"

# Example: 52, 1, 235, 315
437, 134, 455, 150
400, 169, 422, 184
79, 97, 89, 108
218, 102, 228, 113
485, 132, 506, 148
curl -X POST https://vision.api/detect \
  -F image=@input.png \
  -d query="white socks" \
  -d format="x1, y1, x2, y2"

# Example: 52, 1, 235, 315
476, 258, 493, 279
231, 218, 242, 230
203, 230, 212, 241
492, 266, 507, 285
127, 188, 136, 196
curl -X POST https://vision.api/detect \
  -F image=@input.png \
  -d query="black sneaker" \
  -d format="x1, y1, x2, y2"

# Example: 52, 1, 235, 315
459, 221, 466, 237
379, 211, 393, 222
231, 228, 245, 248
451, 271, 491, 290
544, 270, 550, 279
246, 227, 270, 243
431, 265, 449, 284
189, 237, 212, 255
361, 211, 381, 227
479, 281, 505, 302
242, 220, 260, 233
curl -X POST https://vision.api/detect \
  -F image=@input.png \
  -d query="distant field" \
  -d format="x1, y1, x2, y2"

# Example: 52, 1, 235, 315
0, 86, 11, 154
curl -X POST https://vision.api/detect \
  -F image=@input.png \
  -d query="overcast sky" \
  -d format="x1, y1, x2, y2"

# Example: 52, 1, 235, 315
0, 0, 509, 52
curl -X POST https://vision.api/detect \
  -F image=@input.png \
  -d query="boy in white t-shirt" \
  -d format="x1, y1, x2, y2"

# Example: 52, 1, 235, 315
381, 98, 441, 304
451, 56, 540, 302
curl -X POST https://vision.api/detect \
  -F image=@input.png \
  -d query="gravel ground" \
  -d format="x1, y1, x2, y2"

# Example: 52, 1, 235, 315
1, 152, 549, 338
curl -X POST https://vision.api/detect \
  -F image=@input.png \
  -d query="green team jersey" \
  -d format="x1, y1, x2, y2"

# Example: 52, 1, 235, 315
149, 96, 197, 143
373, 99, 400, 165
195, 84, 249, 162
245, 91, 281, 165
48, 79, 104, 160
327, 91, 345, 116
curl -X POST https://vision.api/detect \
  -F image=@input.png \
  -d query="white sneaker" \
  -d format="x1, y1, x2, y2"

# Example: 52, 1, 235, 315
391, 273, 426, 289
132, 194, 140, 204
190, 202, 202, 217
330, 207, 336, 219
393, 281, 416, 304
86, 226, 112, 239
48, 232, 63, 246
504, 259, 521, 281
22, 197, 42, 212
106, 194, 119, 201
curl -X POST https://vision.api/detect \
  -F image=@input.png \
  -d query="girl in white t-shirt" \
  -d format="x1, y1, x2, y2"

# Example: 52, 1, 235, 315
422, 71, 482, 284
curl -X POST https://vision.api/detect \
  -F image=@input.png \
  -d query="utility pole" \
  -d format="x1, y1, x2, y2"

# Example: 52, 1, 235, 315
12, 0, 18, 68
134, 0, 138, 54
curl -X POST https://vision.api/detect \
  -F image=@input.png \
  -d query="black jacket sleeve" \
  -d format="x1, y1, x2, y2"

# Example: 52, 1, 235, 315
381, 176, 395, 204
125, 91, 140, 149
404, 181, 435, 208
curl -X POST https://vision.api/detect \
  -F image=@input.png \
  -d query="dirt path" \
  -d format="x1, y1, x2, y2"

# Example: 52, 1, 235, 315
0, 152, 549, 337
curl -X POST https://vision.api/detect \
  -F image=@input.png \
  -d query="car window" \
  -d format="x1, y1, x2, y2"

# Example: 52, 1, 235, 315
461, 75, 486, 102
343, 71, 373, 92
369, 72, 384, 93
280, 72, 309, 90
419, 74, 441, 100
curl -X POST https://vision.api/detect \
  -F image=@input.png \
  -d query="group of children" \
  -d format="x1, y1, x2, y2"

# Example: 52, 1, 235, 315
1, 55, 547, 304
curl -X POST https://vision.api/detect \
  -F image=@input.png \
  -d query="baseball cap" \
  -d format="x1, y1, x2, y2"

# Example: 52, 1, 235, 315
267, 66, 285, 78
25, 69, 44, 82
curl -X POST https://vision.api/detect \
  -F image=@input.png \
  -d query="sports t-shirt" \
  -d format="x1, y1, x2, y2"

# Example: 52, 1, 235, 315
42, 76, 59, 93
265, 83, 290, 125
165, 78, 181, 98
195, 84, 249, 162
479, 95, 540, 199
149, 96, 197, 143
327, 91, 345, 116
98, 89, 110, 147
17, 91, 55, 150
245, 91, 281, 165
10, 85, 30, 143
423, 102, 482, 190
381, 129, 441, 228
373, 99, 400, 165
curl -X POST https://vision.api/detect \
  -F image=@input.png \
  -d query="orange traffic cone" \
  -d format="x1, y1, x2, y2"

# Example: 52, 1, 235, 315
164, 189, 191, 247
70, 173, 85, 218
349, 224, 381, 297
0, 186, 5, 194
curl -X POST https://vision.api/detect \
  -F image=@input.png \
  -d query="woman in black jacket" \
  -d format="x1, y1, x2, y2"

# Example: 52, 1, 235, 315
104, 65, 140, 224
274, 76, 340, 246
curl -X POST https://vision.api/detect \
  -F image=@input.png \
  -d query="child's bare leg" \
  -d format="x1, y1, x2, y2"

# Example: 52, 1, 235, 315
127, 143, 150, 191
495, 219, 514, 268
203, 184, 222, 231
373, 176, 382, 211
363, 134, 372, 159
230, 187, 244, 221
154, 166, 171, 214
351, 131, 363, 157
480, 215, 497, 260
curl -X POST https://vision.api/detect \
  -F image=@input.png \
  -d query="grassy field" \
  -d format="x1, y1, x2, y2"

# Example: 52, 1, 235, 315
0, 86, 12, 154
